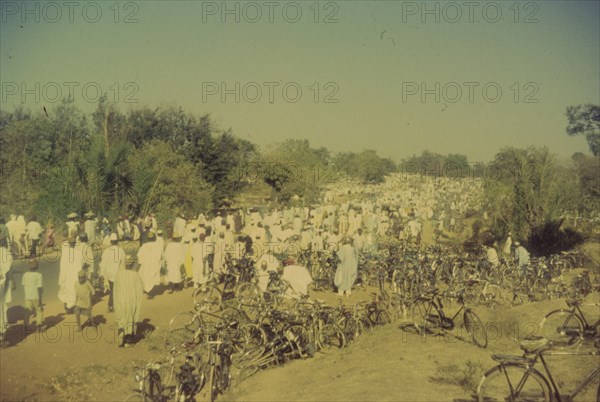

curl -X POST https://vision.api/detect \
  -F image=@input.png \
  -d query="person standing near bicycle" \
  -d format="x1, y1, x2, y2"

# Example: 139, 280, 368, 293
335, 237, 358, 297
515, 241, 530, 277
191, 233, 211, 290
485, 241, 500, 268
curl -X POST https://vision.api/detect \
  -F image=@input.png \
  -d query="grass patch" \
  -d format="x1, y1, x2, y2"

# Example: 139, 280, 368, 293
431, 360, 486, 392
46, 364, 131, 401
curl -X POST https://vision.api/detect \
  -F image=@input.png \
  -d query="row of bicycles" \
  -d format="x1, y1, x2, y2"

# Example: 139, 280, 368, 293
124, 239, 595, 401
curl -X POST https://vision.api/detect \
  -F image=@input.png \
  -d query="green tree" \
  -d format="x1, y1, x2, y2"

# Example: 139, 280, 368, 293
128, 141, 214, 219
566, 104, 600, 156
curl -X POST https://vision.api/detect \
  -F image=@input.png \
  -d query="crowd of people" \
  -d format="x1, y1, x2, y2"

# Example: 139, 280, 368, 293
1, 173, 518, 348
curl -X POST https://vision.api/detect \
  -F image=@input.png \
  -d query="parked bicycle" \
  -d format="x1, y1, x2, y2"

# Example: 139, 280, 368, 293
477, 336, 600, 402
540, 298, 599, 348
411, 288, 488, 348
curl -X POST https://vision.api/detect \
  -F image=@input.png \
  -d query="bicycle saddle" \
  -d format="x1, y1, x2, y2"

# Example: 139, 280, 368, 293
566, 299, 581, 307
491, 354, 535, 365
520, 336, 551, 354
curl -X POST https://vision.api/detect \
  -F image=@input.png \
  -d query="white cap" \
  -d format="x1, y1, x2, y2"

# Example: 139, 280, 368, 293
109, 233, 118, 241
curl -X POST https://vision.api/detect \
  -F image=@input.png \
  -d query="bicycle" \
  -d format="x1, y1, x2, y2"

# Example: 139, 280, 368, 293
540, 298, 599, 348
411, 288, 488, 348
477, 336, 600, 402
203, 324, 234, 402
128, 347, 202, 402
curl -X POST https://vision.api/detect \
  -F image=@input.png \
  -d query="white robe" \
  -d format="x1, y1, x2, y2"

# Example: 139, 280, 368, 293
0, 247, 13, 336
59, 242, 84, 308
191, 241, 210, 285
164, 241, 185, 284
99, 245, 126, 283
137, 241, 162, 293
281, 264, 313, 298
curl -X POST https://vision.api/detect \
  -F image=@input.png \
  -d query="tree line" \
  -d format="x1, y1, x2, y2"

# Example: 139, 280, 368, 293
0, 98, 396, 225
1, 99, 597, 254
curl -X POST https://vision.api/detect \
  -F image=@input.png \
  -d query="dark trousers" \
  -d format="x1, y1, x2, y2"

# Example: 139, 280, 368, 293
29, 239, 39, 256
108, 281, 114, 309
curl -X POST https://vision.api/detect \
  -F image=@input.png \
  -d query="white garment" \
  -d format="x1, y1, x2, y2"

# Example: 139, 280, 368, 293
0, 247, 13, 336
137, 241, 163, 293
281, 264, 313, 298
164, 241, 185, 284
26, 221, 43, 240
99, 244, 126, 283
191, 241, 210, 285
59, 242, 84, 308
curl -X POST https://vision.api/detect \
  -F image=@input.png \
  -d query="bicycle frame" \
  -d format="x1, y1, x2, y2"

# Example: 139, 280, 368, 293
430, 294, 466, 326
570, 304, 600, 332
493, 348, 599, 401
537, 349, 599, 401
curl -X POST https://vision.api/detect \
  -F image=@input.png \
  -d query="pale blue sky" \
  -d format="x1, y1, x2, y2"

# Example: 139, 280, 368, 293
1, 0, 598, 162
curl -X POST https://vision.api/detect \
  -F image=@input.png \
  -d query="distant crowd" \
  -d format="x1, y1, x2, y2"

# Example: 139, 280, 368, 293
1, 174, 501, 347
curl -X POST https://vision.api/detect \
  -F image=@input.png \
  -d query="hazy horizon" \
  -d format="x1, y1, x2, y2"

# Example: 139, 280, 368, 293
1, 1, 598, 162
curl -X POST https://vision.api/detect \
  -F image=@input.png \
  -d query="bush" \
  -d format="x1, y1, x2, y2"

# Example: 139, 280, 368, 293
527, 220, 585, 256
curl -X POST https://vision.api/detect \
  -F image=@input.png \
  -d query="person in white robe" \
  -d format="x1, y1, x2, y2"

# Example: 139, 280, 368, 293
137, 232, 162, 298
0, 243, 15, 343
281, 263, 313, 299
99, 233, 125, 312
59, 236, 84, 312
164, 236, 185, 292
191, 233, 210, 288
113, 255, 143, 347
334, 237, 358, 297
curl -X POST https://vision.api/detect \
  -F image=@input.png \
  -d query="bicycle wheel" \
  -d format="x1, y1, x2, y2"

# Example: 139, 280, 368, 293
411, 298, 441, 334
374, 310, 392, 326
236, 282, 263, 310
234, 323, 266, 366
337, 316, 361, 342
317, 323, 346, 351
540, 310, 583, 348
477, 363, 551, 402
167, 312, 203, 346
463, 309, 488, 348
285, 324, 311, 357
220, 306, 245, 324
193, 286, 222, 313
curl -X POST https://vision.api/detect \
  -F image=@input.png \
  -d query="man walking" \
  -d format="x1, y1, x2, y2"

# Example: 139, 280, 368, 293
22, 259, 44, 331
26, 215, 42, 258
59, 235, 84, 313
114, 255, 143, 347
137, 231, 162, 298
99, 233, 125, 312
